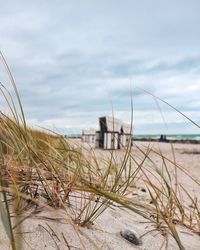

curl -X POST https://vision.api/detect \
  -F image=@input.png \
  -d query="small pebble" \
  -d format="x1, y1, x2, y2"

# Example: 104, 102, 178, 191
141, 188, 146, 192
120, 229, 142, 245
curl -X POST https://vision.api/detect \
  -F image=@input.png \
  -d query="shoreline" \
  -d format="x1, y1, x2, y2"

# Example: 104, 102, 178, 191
65, 135, 200, 145
133, 138, 200, 144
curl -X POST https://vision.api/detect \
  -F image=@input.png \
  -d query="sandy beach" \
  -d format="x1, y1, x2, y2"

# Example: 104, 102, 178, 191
1, 141, 200, 250
2, 1, 200, 249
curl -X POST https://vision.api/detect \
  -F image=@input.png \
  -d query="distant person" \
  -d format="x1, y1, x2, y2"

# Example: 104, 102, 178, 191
160, 134, 167, 142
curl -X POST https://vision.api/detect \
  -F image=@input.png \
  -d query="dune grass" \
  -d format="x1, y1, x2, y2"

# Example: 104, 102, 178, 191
0, 51, 199, 250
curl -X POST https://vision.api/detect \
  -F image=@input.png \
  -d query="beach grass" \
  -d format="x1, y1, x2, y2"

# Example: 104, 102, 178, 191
0, 51, 199, 249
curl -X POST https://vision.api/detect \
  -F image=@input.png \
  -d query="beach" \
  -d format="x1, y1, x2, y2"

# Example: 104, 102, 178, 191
1, 1, 200, 249
1, 140, 199, 250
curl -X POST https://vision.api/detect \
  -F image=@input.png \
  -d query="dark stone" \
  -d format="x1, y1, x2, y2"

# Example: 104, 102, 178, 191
141, 188, 146, 192
120, 229, 142, 245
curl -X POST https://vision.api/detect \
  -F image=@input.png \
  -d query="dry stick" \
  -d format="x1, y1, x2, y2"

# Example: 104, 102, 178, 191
38, 224, 60, 250
61, 233, 71, 250
45, 223, 61, 242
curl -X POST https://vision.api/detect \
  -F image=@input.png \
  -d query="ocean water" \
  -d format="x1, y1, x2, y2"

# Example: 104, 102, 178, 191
134, 134, 200, 141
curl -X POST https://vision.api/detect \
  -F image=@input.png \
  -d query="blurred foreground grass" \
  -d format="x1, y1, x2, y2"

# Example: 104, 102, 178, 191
0, 51, 199, 250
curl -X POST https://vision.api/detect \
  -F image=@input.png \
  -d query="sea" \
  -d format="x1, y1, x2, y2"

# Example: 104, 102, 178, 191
133, 134, 200, 141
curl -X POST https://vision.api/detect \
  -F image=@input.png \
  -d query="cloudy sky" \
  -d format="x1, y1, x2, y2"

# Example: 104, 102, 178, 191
0, 0, 200, 134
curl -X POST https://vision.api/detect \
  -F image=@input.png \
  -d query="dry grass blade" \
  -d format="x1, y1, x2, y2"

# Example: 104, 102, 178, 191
1, 51, 200, 250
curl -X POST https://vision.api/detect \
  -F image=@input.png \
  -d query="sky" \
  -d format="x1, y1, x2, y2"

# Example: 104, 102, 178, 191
0, 0, 200, 134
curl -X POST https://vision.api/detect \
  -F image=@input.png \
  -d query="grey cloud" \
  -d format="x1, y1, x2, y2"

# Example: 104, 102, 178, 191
11, 52, 200, 123
1, 0, 200, 134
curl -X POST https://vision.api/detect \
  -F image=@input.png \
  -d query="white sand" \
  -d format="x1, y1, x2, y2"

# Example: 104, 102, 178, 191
1, 141, 200, 249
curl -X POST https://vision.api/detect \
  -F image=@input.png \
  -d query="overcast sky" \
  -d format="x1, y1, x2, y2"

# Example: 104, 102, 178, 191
0, 0, 200, 134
